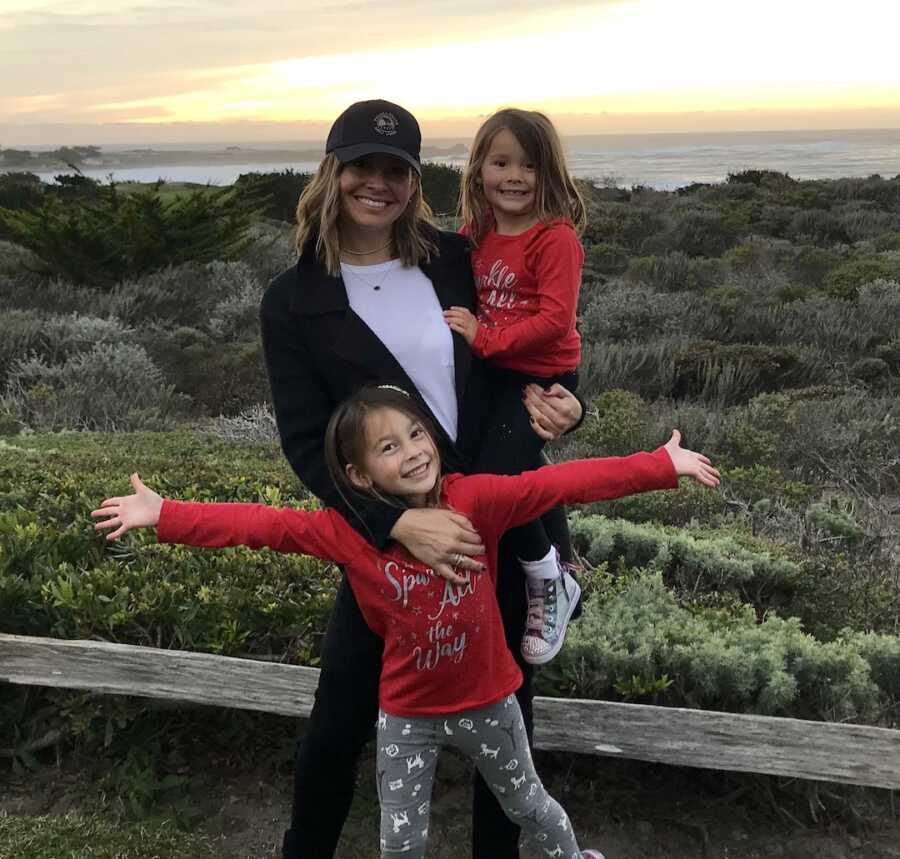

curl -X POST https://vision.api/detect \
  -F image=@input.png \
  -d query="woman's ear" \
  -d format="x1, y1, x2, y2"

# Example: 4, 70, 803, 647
346, 463, 373, 491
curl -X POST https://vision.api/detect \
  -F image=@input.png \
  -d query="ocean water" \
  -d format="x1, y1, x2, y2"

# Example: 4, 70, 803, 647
31, 129, 900, 191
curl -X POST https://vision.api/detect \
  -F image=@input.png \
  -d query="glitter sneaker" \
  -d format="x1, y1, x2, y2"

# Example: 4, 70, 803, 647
520, 557, 582, 665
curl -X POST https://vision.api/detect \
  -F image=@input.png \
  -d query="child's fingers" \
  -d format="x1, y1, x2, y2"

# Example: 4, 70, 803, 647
93, 516, 119, 531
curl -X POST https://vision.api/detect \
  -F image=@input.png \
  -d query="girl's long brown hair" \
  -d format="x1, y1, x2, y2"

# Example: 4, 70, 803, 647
295, 154, 438, 276
324, 386, 443, 519
460, 108, 586, 246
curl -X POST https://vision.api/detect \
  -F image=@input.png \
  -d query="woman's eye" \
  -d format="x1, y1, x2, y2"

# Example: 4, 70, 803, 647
410, 428, 423, 439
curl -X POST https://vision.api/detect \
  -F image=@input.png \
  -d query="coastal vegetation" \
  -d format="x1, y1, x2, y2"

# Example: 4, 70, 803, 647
1, 166, 899, 850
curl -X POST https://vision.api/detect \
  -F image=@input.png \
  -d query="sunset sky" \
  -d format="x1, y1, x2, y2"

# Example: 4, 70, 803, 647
3, 0, 900, 145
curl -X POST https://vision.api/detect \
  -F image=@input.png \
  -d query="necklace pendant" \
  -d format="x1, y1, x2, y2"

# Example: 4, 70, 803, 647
373, 285, 381, 291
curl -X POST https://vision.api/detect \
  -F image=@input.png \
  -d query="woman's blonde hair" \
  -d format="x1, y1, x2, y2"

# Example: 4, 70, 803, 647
295, 154, 438, 275
460, 108, 586, 246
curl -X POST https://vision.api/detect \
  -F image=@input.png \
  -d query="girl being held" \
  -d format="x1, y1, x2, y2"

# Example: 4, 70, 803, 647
92, 385, 719, 859
445, 108, 588, 665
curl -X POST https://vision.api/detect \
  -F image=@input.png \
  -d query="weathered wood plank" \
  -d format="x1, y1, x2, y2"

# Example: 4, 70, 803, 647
0, 633, 317, 717
2, 633, 899, 789
534, 697, 900, 790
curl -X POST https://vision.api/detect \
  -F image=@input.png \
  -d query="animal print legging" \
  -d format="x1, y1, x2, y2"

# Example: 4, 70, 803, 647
376, 694, 583, 859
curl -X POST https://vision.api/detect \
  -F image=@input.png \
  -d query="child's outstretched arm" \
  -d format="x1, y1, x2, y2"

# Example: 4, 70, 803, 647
91, 475, 361, 564
92, 473, 162, 540
455, 430, 720, 536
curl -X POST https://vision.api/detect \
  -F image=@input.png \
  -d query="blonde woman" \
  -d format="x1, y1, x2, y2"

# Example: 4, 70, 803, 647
260, 99, 582, 859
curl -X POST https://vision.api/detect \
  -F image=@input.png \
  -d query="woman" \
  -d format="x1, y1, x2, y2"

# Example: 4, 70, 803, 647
260, 99, 582, 859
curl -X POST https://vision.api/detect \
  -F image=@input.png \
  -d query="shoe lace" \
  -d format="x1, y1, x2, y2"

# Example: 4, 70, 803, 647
525, 579, 546, 632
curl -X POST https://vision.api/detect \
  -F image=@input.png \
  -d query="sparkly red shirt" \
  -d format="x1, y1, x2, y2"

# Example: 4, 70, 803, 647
157, 449, 677, 716
468, 220, 583, 376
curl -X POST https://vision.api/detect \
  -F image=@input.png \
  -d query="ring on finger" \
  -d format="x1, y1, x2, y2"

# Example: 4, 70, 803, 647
451, 552, 464, 567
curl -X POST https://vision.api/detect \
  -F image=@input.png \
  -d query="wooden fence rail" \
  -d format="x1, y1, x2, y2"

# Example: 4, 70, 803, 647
2, 632, 898, 790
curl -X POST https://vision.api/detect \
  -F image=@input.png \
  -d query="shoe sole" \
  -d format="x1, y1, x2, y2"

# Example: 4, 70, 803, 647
521, 575, 582, 666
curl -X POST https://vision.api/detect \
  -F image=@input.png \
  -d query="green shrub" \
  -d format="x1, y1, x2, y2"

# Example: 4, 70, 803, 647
421, 162, 463, 215
580, 389, 648, 455
138, 326, 268, 415
234, 169, 311, 222
0, 183, 264, 288
646, 207, 739, 257
791, 244, 842, 287
0, 171, 45, 214
4, 342, 186, 431
539, 572, 894, 724
727, 170, 796, 189
0, 431, 337, 661
786, 209, 849, 245
823, 257, 900, 299
578, 338, 680, 401
627, 252, 692, 291
569, 514, 800, 609
584, 241, 629, 276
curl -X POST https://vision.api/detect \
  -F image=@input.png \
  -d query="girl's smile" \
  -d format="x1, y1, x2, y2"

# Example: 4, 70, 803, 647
479, 128, 538, 235
347, 407, 441, 507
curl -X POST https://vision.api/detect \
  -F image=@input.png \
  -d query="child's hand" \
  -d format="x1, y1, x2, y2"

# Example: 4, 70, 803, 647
91, 473, 164, 540
443, 306, 479, 346
663, 430, 720, 488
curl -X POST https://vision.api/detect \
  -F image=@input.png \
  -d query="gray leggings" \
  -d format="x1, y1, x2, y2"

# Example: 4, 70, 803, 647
376, 694, 582, 859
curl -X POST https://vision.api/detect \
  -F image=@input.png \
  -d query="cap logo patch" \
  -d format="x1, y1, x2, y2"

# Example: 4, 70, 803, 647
374, 112, 399, 136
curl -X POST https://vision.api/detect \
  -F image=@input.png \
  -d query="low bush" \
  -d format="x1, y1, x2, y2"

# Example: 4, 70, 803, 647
823, 257, 900, 300
3, 342, 186, 431
569, 514, 800, 610
539, 571, 897, 725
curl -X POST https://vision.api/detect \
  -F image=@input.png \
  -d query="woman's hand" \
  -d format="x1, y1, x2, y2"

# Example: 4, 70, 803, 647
91, 473, 164, 540
390, 508, 486, 584
443, 306, 479, 346
523, 383, 582, 441
664, 430, 721, 487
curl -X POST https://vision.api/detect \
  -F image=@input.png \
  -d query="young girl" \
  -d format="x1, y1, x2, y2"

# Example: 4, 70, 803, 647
91, 386, 719, 859
444, 108, 588, 666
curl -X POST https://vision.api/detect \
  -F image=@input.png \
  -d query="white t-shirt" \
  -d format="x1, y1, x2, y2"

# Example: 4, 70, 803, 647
341, 260, 458, 442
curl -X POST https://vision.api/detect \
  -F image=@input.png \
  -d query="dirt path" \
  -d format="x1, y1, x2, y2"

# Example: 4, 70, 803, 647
3, 740, 898, 859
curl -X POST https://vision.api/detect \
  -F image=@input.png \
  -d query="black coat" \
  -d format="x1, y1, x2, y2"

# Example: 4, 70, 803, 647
260, 227, 489, 546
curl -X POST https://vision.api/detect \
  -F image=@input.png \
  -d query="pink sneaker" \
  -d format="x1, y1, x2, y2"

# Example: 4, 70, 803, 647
581, 851, 606, 859
520, 560, 582, 665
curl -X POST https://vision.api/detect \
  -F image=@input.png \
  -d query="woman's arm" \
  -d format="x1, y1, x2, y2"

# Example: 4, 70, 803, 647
260, 281, 404, 547
260, 277, 483, 579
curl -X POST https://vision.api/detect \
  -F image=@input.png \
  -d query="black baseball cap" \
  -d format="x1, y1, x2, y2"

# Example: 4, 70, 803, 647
326, 99, 422, 175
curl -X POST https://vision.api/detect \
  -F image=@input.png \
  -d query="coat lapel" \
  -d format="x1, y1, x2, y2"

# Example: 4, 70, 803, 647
293, 234, 474, 420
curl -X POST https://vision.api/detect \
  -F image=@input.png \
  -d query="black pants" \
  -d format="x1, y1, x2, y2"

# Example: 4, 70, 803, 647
473, 366, 579, 561
282, 518, 573, 859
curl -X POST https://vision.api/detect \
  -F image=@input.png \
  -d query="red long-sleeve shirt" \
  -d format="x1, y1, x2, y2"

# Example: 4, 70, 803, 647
469, 221, 583, 376
157, 449, 677, 717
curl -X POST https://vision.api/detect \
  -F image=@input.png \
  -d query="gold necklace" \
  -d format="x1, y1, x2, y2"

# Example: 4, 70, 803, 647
341, 238, 394, 256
